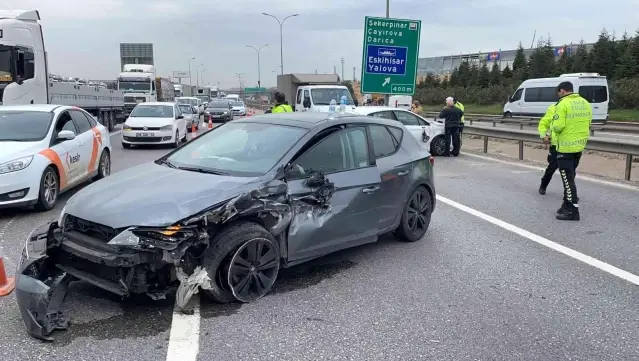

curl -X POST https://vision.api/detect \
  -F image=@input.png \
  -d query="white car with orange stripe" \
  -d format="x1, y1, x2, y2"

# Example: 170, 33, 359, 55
0, 105, 112, 210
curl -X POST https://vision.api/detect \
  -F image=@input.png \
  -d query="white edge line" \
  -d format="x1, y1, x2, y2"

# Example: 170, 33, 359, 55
436, 194, 639, 286
461, 152, 639, 191
166, 295, 201, 361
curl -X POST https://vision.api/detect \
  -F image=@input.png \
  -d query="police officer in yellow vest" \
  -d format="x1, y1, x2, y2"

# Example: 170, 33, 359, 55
552, 81, 592, 221
453, 98, 465, 132
537, 103, 558, 195
271, 92, 293, 113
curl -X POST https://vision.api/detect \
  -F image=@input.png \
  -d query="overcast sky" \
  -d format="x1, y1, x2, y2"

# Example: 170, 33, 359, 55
5, 0, 639, 88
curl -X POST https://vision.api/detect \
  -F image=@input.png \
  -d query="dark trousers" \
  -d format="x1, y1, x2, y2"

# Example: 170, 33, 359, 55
540, 145, 558, 189
557, 152, 582, 207
444, 127, 461, 156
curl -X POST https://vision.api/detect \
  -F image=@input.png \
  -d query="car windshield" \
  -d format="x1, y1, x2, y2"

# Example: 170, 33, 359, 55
311, 88, 354, 105
0, 111, 53, 141
130, 105, 174, 118
179, 105, 193, 113
178, 98, 198, 106
232, 101, 244, 107
165, 122, 307, 176
207, 101, 229, 109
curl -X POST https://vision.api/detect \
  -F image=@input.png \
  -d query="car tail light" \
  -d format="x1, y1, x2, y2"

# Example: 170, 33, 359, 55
428, 156, 435, 166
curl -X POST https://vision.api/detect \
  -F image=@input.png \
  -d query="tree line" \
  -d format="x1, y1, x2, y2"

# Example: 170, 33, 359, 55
414, 29, 639, 109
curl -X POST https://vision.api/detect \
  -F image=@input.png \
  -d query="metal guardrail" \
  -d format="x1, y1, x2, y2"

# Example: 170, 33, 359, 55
246, 102, 272, 111
420, 111, 639, 135
463, 125, 639, 181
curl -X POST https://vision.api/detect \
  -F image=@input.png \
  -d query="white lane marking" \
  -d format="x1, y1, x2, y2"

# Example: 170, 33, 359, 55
0, 215, 17, 270
166, 295, 201, 361
461, 152, 639, 191
436, 194, 639, 286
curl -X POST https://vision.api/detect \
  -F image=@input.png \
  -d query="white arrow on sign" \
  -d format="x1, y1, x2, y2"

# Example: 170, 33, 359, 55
382, 77, 390, 86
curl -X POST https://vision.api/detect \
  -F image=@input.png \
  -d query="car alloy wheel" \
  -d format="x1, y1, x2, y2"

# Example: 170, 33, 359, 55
36, 166, 59, 210
94, 151, 111, 180
226, 237, 280, 302
406, 188, 431, 236
431, 136, 446, 156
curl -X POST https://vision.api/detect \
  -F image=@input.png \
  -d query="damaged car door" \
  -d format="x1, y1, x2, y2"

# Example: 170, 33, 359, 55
285, 125, 382, 263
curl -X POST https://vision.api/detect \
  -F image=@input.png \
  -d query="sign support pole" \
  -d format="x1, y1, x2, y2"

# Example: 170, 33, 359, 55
384, 0, 390, 106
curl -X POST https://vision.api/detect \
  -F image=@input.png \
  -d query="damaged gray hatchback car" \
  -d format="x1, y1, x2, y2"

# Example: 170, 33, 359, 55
15, 112, 436, 340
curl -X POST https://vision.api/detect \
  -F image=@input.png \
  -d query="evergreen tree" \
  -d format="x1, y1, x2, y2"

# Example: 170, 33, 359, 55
441, 76, 449, 88
554, 45, 573, 76
570, 40, 590, 72
489, 62, 501, 85
468, 63, 479, 86
588, 29, 616, 77
512, 42, 527, 71
478, 62, 490, 87
501, 64, 513, 79
457, 61, 471, 87
528, 38, 555, 78
449, 67, 460, 86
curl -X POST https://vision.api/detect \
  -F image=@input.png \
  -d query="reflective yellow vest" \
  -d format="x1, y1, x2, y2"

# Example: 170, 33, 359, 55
272, 104, 293, 113
552, 93, 592, 153
454, 101, 465, 123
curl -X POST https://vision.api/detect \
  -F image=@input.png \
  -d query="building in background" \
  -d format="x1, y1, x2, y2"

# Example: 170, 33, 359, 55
417, 43, 594, 80
119, 43, 154, 71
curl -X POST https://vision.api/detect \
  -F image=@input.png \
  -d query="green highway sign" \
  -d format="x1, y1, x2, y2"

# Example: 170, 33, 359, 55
244, 87, 267, 93
360, 16, 421, 95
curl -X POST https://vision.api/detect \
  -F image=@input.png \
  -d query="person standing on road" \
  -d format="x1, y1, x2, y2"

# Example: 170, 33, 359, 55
438, 97, 463, 157
553, 81, 592, 221
268, 92, 293, 113
411, 100, 423, 113
537, 103, 558, 195
453, 97, 465, 149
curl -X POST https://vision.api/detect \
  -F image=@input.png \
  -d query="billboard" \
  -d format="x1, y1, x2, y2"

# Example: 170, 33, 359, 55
173, 71, 189, 78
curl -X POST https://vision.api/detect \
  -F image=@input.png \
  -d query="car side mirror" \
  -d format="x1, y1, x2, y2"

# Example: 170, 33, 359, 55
16, 79, 24, 85
354, 99, 359, 106
177, 115, 184, 119
57, 130, 75, 141
303, 98, 311, 108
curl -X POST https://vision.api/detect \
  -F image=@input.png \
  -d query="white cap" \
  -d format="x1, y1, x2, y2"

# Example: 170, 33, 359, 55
445, 97, 454, 102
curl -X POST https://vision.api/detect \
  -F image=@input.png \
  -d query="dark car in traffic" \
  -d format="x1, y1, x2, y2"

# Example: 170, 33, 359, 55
15, 112, 436, 340
204, 100, 234, 122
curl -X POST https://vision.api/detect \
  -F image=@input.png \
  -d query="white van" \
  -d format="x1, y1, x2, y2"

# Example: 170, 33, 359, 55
225, 94, 240, 101
503, 73, 609, 122
389, 95, 412, 110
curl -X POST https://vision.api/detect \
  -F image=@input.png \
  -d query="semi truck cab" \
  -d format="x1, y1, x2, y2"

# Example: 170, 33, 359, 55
117, 64, 157, 116
0, 10, 48, 105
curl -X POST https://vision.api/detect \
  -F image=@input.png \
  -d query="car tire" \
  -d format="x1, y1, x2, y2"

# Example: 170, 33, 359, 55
181, 127, 188, 142
201, 221, 280, 304
395, 186, 432, 242
35, 166, 60, 211
171, 130, 179, 148
430, 135, 447, 156
122, 142, 131, 149
504, 112, 512, 118
92, 150, 111, 181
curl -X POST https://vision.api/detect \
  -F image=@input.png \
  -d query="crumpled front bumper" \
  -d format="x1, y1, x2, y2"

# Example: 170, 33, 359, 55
14, 222, 71, 341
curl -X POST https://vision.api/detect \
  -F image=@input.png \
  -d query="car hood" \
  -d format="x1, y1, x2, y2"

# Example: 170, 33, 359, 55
206, 107, 230, 111
0, 141, 45, 164
232, 106, 245, 110
63, 162, 261, 228
125, 117, 174, 127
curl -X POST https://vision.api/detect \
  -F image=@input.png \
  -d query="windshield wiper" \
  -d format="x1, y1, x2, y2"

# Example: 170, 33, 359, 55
156, 159, 177, 168
177, 166, 229, 175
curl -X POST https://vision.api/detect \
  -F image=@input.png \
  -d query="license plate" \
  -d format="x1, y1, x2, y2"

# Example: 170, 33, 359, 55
136, 132, 155, 137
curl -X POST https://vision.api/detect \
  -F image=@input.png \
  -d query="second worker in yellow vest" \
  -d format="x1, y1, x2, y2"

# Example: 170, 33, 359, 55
270, 92, 293, 113
552, 81, 592, 221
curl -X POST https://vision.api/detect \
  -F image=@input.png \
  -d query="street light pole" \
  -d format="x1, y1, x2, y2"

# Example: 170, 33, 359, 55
196, 64, 203, 87
188, 57, 195, 87
262, 13, 299, 75
246, 44, 268, 88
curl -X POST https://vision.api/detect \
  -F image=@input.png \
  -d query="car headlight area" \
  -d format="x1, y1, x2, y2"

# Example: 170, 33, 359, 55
0, 155, 47, 207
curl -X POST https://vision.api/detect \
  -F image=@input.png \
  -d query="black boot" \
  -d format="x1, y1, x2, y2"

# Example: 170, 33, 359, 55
539, 186, 546, 195
556, 205, 580, 221
557, 201, 569, 214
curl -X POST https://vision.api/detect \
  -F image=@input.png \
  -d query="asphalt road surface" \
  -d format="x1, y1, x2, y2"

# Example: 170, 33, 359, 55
0, 119, 637, 361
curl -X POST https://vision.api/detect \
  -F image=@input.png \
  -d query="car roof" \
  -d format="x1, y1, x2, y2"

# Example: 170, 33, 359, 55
233, 112, 403, 130
347, 106, 407, 115
137, 102, 175, 106
0, 104, 68, 112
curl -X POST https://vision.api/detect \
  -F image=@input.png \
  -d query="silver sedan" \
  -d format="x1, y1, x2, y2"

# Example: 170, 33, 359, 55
179, 104, 200, 131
